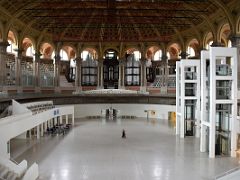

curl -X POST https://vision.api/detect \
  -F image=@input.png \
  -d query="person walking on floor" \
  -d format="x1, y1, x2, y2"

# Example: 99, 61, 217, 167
122, 129, 126, 138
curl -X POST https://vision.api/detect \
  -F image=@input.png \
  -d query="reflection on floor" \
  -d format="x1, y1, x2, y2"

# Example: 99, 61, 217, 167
11, 118, 240, 180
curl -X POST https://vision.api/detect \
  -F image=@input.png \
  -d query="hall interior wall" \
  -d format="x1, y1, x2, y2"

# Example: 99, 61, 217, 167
73, 104, 175, 120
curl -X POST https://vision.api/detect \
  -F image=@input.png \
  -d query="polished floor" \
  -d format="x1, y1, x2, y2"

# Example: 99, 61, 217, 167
11, 119, 240, 180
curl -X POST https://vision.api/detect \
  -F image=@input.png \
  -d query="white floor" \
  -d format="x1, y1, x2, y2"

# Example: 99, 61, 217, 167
11, 119, 240, 180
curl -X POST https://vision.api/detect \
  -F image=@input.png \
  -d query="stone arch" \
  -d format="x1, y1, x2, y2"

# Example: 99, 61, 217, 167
124, 47, 141, 54
7, 28, 18, 45
22, 36, 36, 50
61, 45, 76, 61
237, 15, 240, 33
203, 32, 213, 49
82, 47, 98, 61
145, 46, 163, 61
102, 47, 119, 59
217, 23, 231, 47
22, 37, 36, 56
186, 39, 200, 58
40, 42, 55, 59
167, 43, 181, 59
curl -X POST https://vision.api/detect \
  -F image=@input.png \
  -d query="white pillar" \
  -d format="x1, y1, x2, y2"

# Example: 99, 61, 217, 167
54, 117, 58, 125
41, 124, 44, 137
200, 124, 207, 152
72, 113, 75, 126
60, 115, 63, 124
176, 62, 180, 135
180, 64, 185, 138
37, 126, 40, 139
195, 64, 201, 138
66, 114, 69, 124
44, 122, 48, 131
209, 48, 216, 158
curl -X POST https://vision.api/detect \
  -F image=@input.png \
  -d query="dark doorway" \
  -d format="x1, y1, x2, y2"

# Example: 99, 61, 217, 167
103, 49, 119, 89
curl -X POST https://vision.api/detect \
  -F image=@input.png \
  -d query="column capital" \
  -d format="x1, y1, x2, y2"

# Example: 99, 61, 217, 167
140, 58, 146, 65
119, 59, 126, 66
0, 41, 9, 53
161, 54, 168, 62
229, 34, 240, 47
34, 52, 42, 58
210, 41, 224, 47
179, 51, 188, 59
54, 54, 61, 62
75, 57, 82, 62
98, 59, 104, 66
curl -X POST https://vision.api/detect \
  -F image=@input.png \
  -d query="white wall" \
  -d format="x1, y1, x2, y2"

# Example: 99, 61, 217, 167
74, 104, 175, 120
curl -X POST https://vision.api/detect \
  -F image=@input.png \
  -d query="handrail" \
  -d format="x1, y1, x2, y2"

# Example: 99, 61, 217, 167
215, 166, 240, 179
9, 157, 18, 165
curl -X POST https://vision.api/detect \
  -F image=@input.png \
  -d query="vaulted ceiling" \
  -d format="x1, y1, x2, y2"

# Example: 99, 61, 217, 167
0, 0, 238, 43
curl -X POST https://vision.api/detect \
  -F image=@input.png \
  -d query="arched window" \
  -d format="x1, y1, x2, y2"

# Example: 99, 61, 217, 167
7, 40, 16, 54
26, 46, 35, 57
81, 50, 97, 86
81, 50, 93, 61
60, 49, 68, 61
153, 50, 162, 61
125, 53, 140, 86
187, 47, 195, 57
133, 51, 141, 61
51, 52, 55, 59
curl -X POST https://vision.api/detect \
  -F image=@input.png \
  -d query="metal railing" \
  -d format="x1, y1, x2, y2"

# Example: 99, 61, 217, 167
215, 166, 240, 179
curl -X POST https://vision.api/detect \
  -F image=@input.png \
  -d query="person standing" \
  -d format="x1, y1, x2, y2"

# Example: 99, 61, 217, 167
122, 129, 126, 138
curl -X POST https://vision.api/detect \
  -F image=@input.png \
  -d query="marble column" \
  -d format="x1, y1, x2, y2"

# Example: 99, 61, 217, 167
41, 124, 44, 137
0, 41, 9, 91
15, 49, 24, 93
121, 61, 126, 88
54, 54, 61, 93
66, 114, 69, 124
230, 35, 240, 89
97, 60, 104, 89
162, 54, 168, 94
72, 113, 75, 126
60, 115, 63, 124
34, 52, 41, 93
140, 58, 147, 91
36, 125, 40, 139
75, 57, 82, 93
118, 61, 122, 88
230, 35, 240, 47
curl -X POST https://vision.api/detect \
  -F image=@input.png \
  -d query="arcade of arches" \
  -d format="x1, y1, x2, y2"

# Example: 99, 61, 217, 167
0, 0, 240, 94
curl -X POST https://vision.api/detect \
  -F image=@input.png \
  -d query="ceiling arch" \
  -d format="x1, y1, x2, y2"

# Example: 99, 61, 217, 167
0, 0, 238, 43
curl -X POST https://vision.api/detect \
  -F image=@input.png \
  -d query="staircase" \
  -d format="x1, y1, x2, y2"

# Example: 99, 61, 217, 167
0, 165, 18, 180
0, 157, 38, 180
151, 77, 162, 87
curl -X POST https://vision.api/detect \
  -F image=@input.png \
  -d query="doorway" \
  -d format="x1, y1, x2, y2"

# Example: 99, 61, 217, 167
103, 49, 119, 89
